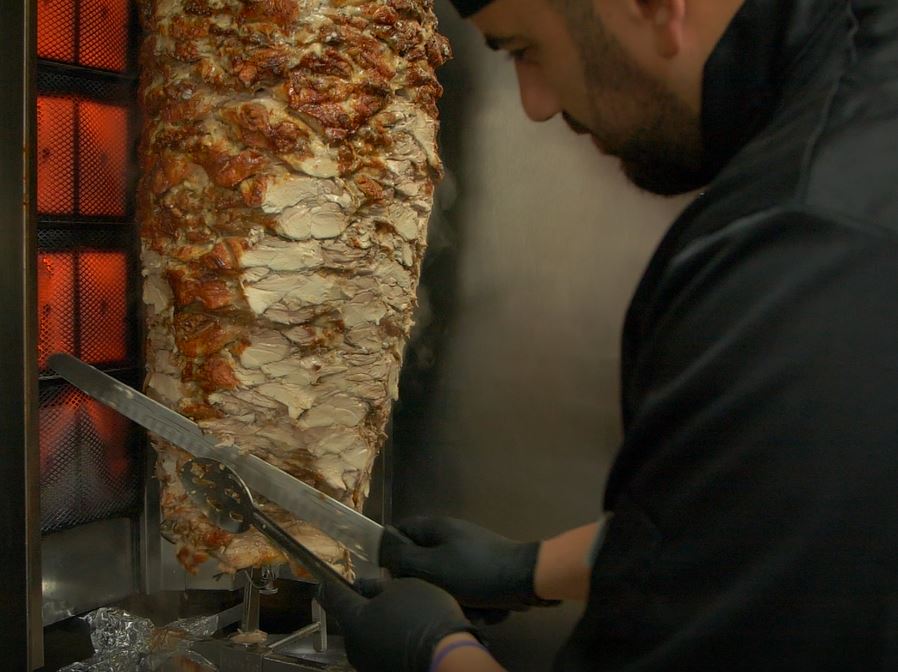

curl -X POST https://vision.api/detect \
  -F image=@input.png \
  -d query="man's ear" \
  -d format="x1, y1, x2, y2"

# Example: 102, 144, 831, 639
635, 0, 686, 58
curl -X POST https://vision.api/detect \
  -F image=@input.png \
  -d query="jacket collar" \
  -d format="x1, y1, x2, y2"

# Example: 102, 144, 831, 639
700, 0, 847, 176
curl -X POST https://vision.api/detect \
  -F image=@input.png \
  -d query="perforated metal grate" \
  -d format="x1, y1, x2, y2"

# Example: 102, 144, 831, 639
39, 381, 143, 533
80, 0, 130, 72
77, 251, 129, 364
37, 251, 77, 371
79, 101, 128, 216
37, 0, 76, 64
37, 95, 130, 218
38, 229, 135, 372
38, 0, 130, 73
37, 0, 141, 534
38, 68, 134, 104
37, 96, 76, 215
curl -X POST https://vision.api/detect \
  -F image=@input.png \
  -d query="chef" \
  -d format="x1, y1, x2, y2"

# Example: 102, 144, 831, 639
318, 0, 898, 670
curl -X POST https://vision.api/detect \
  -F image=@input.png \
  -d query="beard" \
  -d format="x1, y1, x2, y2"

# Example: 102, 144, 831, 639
561, 7, 711, 195
614, 119, 712, 196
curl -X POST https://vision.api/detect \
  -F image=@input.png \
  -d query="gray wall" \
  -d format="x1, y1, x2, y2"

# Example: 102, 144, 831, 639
390, 4, 691, 669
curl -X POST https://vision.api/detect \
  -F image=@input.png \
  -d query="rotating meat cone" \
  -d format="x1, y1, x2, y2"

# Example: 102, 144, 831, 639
137, 0, 449, 574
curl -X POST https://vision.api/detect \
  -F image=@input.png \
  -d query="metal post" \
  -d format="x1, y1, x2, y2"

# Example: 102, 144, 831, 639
241, 570, 263, 634
0, 0, 40, 668
240, 566, 277, 633
139, 448, 163, 595
311, 599, 327, 653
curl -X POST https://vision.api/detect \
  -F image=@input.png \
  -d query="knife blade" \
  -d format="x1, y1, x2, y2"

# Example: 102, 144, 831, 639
47, 352, 404, 565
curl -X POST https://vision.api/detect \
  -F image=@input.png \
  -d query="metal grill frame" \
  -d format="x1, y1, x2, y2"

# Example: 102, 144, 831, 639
36, 66, 138, 224
38, 377, 145, 533
36, 95, 76, 215
2, 0, 41, 665
37, 0, 136, 74
36, 0, 144, 539
77, 100, 130, 217
37, 227, 139, 375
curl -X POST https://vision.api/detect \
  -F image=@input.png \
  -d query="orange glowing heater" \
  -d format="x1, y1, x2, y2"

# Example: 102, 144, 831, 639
39, 386, 136, 532
37, 251, 75, 371
36, 249, 129, 370
36, 97, 75, 216
36, 0, 142, 536
37, 98, 128, 218
38, 0, 129, 73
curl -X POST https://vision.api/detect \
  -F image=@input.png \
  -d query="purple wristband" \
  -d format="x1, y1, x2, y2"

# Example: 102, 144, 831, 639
429, 639, 489, 672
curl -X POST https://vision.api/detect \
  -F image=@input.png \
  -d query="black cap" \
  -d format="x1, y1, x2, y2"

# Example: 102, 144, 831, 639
450, 0, 495, 18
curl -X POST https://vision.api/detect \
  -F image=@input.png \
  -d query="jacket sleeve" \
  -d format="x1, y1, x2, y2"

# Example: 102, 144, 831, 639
557, 208, 898, 672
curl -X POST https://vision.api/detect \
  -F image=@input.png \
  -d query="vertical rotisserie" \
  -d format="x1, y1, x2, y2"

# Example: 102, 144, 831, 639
137, 0, 449, 573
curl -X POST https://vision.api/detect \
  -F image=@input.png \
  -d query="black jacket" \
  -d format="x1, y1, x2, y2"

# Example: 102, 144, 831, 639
557, 1, 898, 670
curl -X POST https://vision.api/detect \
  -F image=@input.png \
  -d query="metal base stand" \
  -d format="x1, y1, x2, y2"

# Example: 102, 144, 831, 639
190, 567, 346, 671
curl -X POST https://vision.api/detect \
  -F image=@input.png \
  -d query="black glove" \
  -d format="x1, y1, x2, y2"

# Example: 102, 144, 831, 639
380, 516, 559, 612
317, 577, 478, 672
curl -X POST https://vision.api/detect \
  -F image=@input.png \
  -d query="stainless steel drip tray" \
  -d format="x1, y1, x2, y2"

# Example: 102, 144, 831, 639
41, 582, 350, 671
119, 582, 350, 672
40, 589, 242, 671
192, 635, 351, 672
42, 518, 138, 627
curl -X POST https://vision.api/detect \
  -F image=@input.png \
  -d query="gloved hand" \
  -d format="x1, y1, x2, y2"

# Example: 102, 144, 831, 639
317, 577, 478, 672
379, 516, 559, 612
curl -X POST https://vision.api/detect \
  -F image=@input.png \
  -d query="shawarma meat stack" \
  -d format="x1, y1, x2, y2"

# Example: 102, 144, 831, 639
136, 0, 449, 574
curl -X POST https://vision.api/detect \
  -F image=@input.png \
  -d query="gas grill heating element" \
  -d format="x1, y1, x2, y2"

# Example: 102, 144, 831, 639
38, 383, 140, 532
36, 0, 142, 535
38, 0, 130, 72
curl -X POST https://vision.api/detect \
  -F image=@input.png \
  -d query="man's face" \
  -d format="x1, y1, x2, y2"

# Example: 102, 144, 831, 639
472, 0, 710, 195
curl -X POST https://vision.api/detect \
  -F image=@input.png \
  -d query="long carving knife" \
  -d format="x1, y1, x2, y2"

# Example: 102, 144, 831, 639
48, 352, 408, 564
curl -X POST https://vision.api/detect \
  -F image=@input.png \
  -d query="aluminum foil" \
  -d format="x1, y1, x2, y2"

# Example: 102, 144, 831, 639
59, 607, 218, 672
